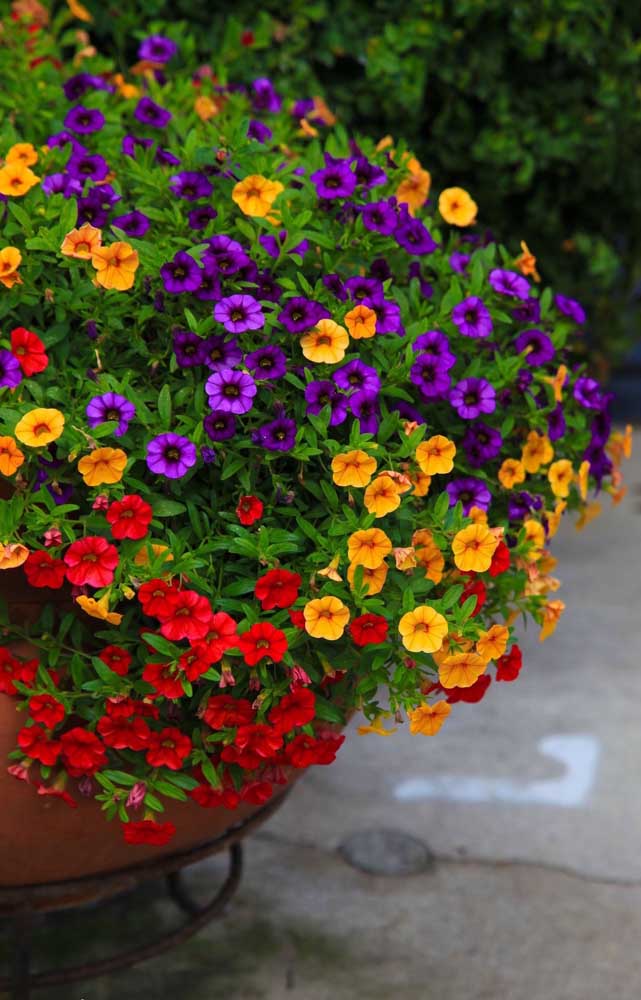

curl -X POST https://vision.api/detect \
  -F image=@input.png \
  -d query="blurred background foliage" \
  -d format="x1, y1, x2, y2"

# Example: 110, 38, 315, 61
61, 0, 641, 376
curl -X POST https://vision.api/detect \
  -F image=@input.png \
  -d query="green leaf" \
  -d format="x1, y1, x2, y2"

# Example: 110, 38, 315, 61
157, 384, 172, 429
140, 632, 180, 657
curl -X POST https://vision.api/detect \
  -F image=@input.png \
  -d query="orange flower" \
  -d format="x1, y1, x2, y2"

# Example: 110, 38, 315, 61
411, 471, 431, 496
6, 143, 38, 167
521, 431, 554, 474
393, 547, 417, 571
357, 715, 397, 737
76, 594, 122, 625
412, 528, 434, 548
0, 162, 40, 197
408, 700, 451, 736
399, 605, 448, 653
347, 560, 388, 596
347, 528, 392, 569
92, 242, 139, 291
304, 596, 350, 640
344, 304, 377, 340
545, 500, 566, 539
0, 246, 22, 288
318, 554, 342, 581
15, 408, 64, 447
364, 475, 401, 518
300, 319, 348, 364
544, 364, 568, 403
415, 435, 456, 475
539, 599, 565, 641
476, 624, 509, 662
452, 523, 498, 572
232, 174, 284, 217
77, 447, 127, 487
515, 240, 540, 281
415, 541, 445, 585
438, 187, 478, 227
468, 505, 488, 525
577, 460, 590, 501
0, 543, 29, 570
607, 424, 633, 464
195, 95, 220, 121
61, 223, 102, 259
498, 457, 526, 489
0, 437, 25, 477
396, 166, 431, 214
523, 519, 545, 560
311, 96, 336, 126
331, 449, 377, 488
133, 543, 173, 567
111, 73, 139, 99
66, 0, 93, 21
439, 652, 486, 689
548, 459, 573, 498
575, 501, 602, 532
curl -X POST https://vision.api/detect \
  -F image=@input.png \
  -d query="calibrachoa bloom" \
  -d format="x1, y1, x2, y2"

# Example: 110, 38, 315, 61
399, 606, 448, 654
64, 536, 119, 588
77, 447, 128, 486
14, 409, 64, 447
146, 434, 197, 479
92, 242, 139, 290
304, 597, 350, 640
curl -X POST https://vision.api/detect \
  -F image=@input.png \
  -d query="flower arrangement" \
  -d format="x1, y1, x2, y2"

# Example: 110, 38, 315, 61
0, 6, 631, 848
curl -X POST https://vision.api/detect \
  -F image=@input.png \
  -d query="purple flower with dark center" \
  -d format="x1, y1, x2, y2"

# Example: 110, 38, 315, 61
590, 410, 612, 447
0, 350, 22, 389
360, 199, 397, 235
86, 392, 136, 437
333, 359, 381, 395
214, 294, 264, 334
353, 157, 387, 189
370, 258, 392, 283
201, 446, 217, 464
252, 417, 297, 451
508, 492, 539, 521
350, 390, 380, 434
252, 77, 282, 113
413, 330, 456, 369
134, 97, 172, 128
122, 134, 154, 158
203, 411, 237, 441
88, 183, 121, 209
363, 296, 404, 336
488, 268, 530, 300
85, 320, 98, 341
278, 296, 330, 333
514, 328, 555, 366
173, 330, 206, 368
187, 205, 217, 230
304, 381, 348, 426
41, 173, 82, 198
138, 35, 178, 62
395, 207, 437, 255
67, 152, 110, 181
452, 296, 493, 339
169, 171, 213, 201
516, 368, 534, 393
450, 377, 496, 419
203, 235, 250, 276
251, 269, 283, 303
322, 273, 347, 301
160, 251, 202, 294
201, 335, 242, 371
63, 73, 113, 101
345, 276, 383, 301
247, 119, 272, 144
547, 403, 566, 442
446, 477, 492, 515
46, 130, 83, 151
259, 230, 308, 260
193, 263, 222, 302
555, 294, 586, 325
390, 400, 426, 425
449, 252, 470, 274
462, 422, 503, 467
111, 210, 150, 238
147, 434, 197, 479
205, 369, 257, 414
292, 98, 315, 119
512, 297, 541, 324
155, 147, 181, 166
245, 345, 287, 380
573, 376, 604, 411
76, 197, 106, 227
582, 443, 612, 486
64, 105, 105, 134
310, 155, 356, 199
409, 355, 451, 400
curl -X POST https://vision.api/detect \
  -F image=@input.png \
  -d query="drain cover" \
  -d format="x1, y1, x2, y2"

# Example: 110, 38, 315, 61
338, 828, 435, 876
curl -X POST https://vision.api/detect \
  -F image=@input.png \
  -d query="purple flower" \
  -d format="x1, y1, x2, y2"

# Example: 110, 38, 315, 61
322, 273, 347, 301
350, 390, 380, 434
408, 262, 433, 299
488, 268, 530, 300
354, 157, 387, 189
449, 252, 470, 274
252, 417, 297, 451
205, 369, 257, 414
155, 147, 181, 166
582, 444, 612, 487
363, 296, 404, 336
413, 330, 456, 369
508, 491, 539, 521
247, 120, 272, 144
573, 376, 604, 411
333, 359, 381, 395
395, 210, 438, 255
310, 155, 356, 199
201, 446, 217, 464
304, 381, 348, 425
371, 258, 392, 282
203, 235, 250, 276
252, 78, 282, 114
345, 276, 383, 301
462, 422, 503, 467
187, 205, 218, 230
0, 350, 22, 389
514, 328, 555, 366
122, 134, 154, 158
201, 335, 242, 371
41, 173, 82, 198
512, 297, 541, 324
390, 400, 426, 425
410, 355, 451, 401
173, 330, 206, 368
251, 269, 283, 303
138, 35, 178, 62
360, 199, 397, 235
245, 345, 287, 380
547, 403, 566, 442
450, 377, 496, 419
590, 410, 612, 448
46, 130, 83, 151
64, 105, 105, 134
67, 152, 110, 182
146, 433, 197, 479
169, 171, 213, 201
278, 296, 330, 333
63, 74, 113, 101
160, 251, 202, 294
214, 294, 264, 334
86, 392, 136, 437
134, 98, 172, 128
111, 210, 150, 238
203, 411, 237, 441
259, 230, 308, 260
446, 477, 492, 515
555, 294, 586, 324
452, 296, 493, 339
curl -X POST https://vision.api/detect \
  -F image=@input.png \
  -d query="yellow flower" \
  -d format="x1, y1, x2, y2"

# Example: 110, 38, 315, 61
347, 560, 388, 596
577, 460, 590, 501
364, 475, 401, 518
195, 95, 220, 121
548, 459, 573, 498
439, 652, 487, 689
304, 596, 350, 640
344, 304, 377, 340
300, 319, 348, 364
77, 447, 127, 486
133, 543, 173, 567
318, 554, 343, 581
545, 500, 566, 539
311, 96, 337, 126
347, 528, 392, 569
0, 246, 22, 287
476, 624, 510, 662
412, 528, 434, 547
498, 457, 526, 489
396, 167, 431, 215
91, 242, 139, 291
539, 599, 565, 641
415, 435, 456, 475
515, 240, 540, 281
411, 471, 431, 496
544, 364, 568, 403
393, 546, 417, 571
112, 73, 139, 99
61, 223, 102, 259
0, 162, 40, 197
468, 505, 488, 524
0, 437, 25, 477
452, 523, 498, 573
381, 469, 412, 493
415, 541, 445, 585
15, 408, 64, 447
358, 715, 398, 737
76, 594, 122, 625
438, 187, 477, 226
521, 431, 554, 474
0, 543, 29, 570
331, 449, 377, 488
408, 700, 451, 736
66, 0, 93, 21
523, 519, 545, 560
398, 605, 448, 654
6, 143, 38, 167
575, 501, 602, 532
232, 174, 284, 217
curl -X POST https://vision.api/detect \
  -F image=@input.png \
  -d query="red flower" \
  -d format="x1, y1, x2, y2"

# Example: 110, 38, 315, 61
160, 589, 212, 642
202, 694, 255, 729
142, 662, 185, 700
237, 622, 287, 666
236, 494, 263, 525
60, 727, 106, 775
0, 649, 38, 696
460, 578, 487, 617
240, 780, 273, 804
138, 579, 177, 619
10, 327, 48, 376
98, 645, 132, 676
123, 820, 176, 846
488, 541, 510, 577
201, 611, 238, 660
446, 674, 492, 703
106, 494, 153, 540
254, 568, 301, 610
36, 784, 77, 808
240, 30, 255, 46
349, 613, 388, 647
97, 714, 151, 751
64, 536, 118, 588
178, 644, 215, 681
23, 550, 67, 589
285, 733, 345, 768
28, 694, 65, 728
288, 608, 306, 629
269, 688, 316, 733
146, 727, 192, 770
190, 784, 241, 810
18, 726, 61, 766
221, 723, 283, 769
496, 644, 523, 682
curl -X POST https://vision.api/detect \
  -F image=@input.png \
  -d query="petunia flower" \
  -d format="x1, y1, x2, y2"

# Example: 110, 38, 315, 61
438, 187, 478, 226
399, 606, 448, 654
303, 596, 350, 640
86, 392, 136, 437
146, 433, 197, 479
77, 447, 128, 486
205, 369, 257, 414
214, 294, 264, 333
92, 242, 139, 291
